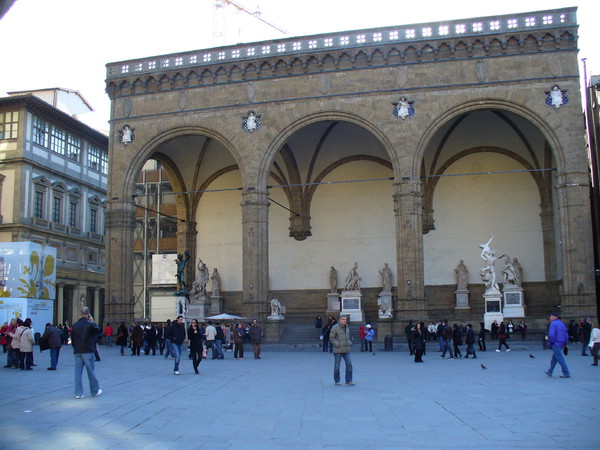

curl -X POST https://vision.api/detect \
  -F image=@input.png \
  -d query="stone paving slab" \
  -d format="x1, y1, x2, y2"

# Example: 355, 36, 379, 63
1, 342, 599, 449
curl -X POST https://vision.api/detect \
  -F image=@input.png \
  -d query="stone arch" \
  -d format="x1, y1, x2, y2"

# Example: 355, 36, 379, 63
414, 99, 566, 178
258, 111, 399, 190
122, 126, 243, 204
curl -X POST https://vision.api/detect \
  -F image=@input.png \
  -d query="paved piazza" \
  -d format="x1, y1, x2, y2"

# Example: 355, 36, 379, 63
1, 340, 598, 449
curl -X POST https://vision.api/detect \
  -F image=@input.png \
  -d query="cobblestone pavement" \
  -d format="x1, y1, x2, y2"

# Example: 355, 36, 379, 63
1, 340, 599, 449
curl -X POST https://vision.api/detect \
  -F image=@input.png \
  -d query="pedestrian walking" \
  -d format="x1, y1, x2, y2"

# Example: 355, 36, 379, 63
249, 319, 263, 359
589, 323, 600, 366
168, 315, 186, 375
329, 315, 354, 385
365, 324, 374, 354
518, 320, 527, 340
41, 323, 62, 370
314, 315, 323, 341
103, 323, 113, 347
405, 321, 415, 356
478, 322, 488, 351
214, 322, 225, 359
116, 321, 128, 356
465, 323, 477, 359
580, 317, 592, 356
233, 322, 246, 360
544, 312, 571, 378
439, 320, 454, 359
452, 323, 463, 358
187, 319, 204, 374
71, 307, 102, 398
495, 321, 510, 352
412, 322, 425, 362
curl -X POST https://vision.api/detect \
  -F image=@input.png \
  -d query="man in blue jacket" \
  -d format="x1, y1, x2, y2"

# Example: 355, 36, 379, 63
71, 307, 102, 398
545, 312, 571, 378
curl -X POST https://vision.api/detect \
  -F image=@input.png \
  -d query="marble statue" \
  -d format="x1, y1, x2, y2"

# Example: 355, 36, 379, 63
454, 260, 469, 291
175, 251, 191, 292
210, 268, 222, 297
344, 262, 361, 291
270, 297, 282, 317
501, 255, 520, 287
329, 266, 337, 292
479, 236, 499, 294
377, 295, 393, 318
196, 260, 209, 296
512, 258, 523, 285
379, 263, 393, 292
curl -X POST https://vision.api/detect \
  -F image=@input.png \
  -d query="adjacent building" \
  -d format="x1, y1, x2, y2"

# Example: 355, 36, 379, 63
0, 88, 108, 326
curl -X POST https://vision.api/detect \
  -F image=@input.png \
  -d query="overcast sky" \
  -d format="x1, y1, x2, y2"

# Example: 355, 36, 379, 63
1, 0, 597, 131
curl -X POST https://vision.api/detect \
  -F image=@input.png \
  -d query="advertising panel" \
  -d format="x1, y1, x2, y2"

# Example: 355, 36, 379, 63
0, 242, 57, 300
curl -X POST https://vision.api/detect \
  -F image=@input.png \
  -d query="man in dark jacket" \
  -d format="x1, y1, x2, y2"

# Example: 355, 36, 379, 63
581, 318, 592, 356
168, 315, 186, 375
249, 319, 263, 359
329, 315, 354, 386
465, 323, 477, 359
71, 307, 102, 398
405, 321, 415, 356
214, 323, 225, 359
41, 323, 62, 370
439, 320, 454, 359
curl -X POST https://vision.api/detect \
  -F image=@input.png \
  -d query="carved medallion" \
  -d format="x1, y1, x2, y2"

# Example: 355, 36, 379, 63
475, 60, 488, 82
246, 82, 257, 103
178, 89, 188, 111
545, 85, 568, 109
119, 125, 135, 146
122, 98, 133, 118
242, 111, 262, 133
320, 75, 331, 95
392, 97, 415, 119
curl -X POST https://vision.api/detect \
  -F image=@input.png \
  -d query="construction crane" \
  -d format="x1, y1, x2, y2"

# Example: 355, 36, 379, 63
213, 0, 288, 43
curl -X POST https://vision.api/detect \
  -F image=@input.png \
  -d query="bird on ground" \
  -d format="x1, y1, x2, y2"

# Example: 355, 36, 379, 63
529, 354, 535, 358
480, 364, 487, 369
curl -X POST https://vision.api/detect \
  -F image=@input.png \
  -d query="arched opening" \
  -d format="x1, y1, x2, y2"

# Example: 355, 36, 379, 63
267, 120, 394, 322
421, 108, 559, 318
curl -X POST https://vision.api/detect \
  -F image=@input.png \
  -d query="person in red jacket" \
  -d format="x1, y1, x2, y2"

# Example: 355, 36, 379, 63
103, 323, 114, 347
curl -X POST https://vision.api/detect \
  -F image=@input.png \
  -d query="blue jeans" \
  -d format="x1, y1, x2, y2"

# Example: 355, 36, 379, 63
164, 339, 173, 359
105, 336, 112, 347
438, 336, 444, 352
441, 339, 453, 358
74, 353, 100, 397
50, 348, 60, 369
172, 343, 182, 371
548, 344, 570, 376
333, 352, 353, 383
213, 340, 224, 359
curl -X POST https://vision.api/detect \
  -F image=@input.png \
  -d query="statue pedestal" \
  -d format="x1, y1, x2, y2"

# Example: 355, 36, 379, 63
340, 290, 364, 323
375, 318, 393, 342
187, 295, 211, 321
483, 291, 503, 331
377, 291, 393, 319
326, 292, 341, 317
455, 289, 470, 309
503, 287, 525, 318
265, 317, 285, 343
210, 296, 224, 316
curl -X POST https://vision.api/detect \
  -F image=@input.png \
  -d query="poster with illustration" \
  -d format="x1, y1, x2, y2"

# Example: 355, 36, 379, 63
0, 242, 56, 300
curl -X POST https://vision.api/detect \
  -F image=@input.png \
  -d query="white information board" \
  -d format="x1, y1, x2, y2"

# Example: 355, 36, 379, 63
152, 254, 177, 285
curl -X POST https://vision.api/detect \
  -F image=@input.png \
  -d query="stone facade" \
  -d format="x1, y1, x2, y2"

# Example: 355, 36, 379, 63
104, 7, 596, 330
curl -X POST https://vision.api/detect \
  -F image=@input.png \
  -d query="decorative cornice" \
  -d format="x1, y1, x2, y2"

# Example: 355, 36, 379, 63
106, 7, 577, 98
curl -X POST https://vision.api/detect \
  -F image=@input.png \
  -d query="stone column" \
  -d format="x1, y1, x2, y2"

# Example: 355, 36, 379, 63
56, 283, 64, 325
555, 170, 597, 319
105, 200, 136, 323
539, 199, 557, 281
93, 288, 100, 324
393, 180, 427, 325
241, 189, 270, 319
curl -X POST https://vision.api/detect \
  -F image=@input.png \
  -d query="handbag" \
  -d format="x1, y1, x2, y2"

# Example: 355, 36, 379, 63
202, 345, 207, 358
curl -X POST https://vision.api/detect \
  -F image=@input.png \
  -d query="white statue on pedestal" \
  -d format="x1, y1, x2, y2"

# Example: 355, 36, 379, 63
479, 236, 499, 294
269, 297, 283, 319
344, 262, 361, 291
379, 263, 393, 292
501, 255, 520, 287
454, 260, 469, 291
377, 296, 393, 318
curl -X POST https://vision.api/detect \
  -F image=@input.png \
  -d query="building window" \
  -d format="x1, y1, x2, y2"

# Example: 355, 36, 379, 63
100, 150, 108, 175
0, 111, 19, 140
88, 145, 100, 171
52, 196, 62, 222
50, 126, 66, 155
68, 201, 78, 227
89, 208, 97, 233
32, 116, 49, 147
67, 135, 81, 161
34, 191, 44, 219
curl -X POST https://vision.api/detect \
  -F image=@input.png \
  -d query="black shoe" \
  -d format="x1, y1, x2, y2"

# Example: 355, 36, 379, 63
559, 375, 571, 378
47, 367, 56, 370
